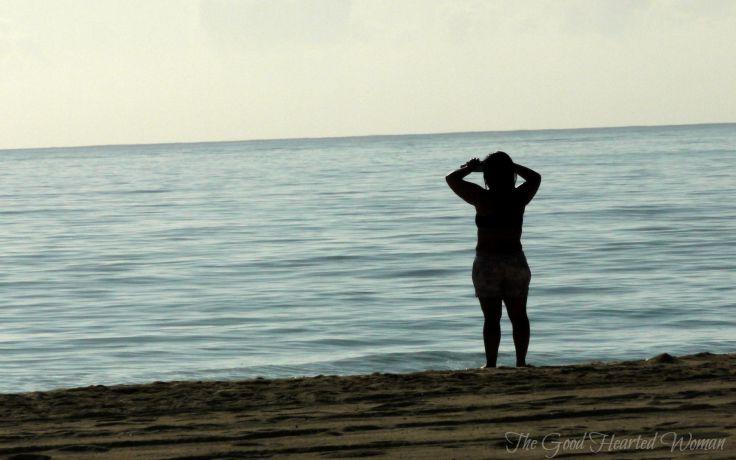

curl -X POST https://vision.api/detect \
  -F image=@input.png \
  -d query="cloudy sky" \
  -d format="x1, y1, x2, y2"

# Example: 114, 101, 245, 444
1, 0, 734, 149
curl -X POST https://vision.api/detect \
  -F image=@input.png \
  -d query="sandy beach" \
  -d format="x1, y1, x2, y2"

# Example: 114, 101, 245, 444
0, 352, 734, 459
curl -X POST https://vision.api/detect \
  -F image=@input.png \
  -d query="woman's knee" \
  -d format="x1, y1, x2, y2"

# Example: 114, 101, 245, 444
504, 297, 528, 324
479, 296, 502, 320
508, 310, 528, 325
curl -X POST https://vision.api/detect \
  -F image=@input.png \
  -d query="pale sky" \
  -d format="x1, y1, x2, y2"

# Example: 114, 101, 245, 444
1, 0, 735, 149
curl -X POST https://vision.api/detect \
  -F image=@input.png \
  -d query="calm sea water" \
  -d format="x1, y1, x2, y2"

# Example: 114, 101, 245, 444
1, 124, 734, 393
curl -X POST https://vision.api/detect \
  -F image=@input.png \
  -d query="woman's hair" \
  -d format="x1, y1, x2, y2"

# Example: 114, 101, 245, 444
482, 151, 516, 191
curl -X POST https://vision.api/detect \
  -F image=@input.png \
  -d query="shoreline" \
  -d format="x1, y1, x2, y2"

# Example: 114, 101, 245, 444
1, 352, 734, 459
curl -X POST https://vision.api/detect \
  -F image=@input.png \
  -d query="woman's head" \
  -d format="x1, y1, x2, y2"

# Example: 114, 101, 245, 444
482, 151, 516, 191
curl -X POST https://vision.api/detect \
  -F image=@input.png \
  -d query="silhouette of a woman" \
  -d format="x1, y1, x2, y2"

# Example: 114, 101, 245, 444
445, 152, 541, 367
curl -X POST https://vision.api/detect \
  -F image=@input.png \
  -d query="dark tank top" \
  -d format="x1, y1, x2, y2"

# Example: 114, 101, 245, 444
474, 190, 525, 254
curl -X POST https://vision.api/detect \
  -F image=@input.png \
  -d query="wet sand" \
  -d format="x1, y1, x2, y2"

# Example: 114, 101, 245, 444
0, 352, 734, 459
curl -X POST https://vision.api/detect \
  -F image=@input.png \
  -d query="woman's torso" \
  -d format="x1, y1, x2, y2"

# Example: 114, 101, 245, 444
474, 188, 526, 255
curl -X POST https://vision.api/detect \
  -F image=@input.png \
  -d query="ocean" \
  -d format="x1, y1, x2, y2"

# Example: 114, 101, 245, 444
1, 123, 734, 393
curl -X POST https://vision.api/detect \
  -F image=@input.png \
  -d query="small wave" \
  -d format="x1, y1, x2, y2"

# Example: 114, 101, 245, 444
160, 350, 485, 382
100, 189, 172, 195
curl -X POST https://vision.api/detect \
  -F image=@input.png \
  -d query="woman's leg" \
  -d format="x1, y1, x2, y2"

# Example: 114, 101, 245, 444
503, 293, 530, 367
478, 296, 502, 367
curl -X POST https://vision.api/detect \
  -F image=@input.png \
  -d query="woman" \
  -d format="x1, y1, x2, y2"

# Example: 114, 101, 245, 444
445, 151, 541, 368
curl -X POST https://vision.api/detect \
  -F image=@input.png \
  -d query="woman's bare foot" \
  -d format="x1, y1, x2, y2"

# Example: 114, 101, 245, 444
480, 363, 496, 369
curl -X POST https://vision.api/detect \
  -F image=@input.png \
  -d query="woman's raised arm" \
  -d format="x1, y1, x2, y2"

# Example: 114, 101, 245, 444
445, 158, 484, 206
514, 163, 541, 205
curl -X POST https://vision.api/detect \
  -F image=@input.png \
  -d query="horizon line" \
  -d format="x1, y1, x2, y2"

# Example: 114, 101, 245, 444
2, 120, 734, 153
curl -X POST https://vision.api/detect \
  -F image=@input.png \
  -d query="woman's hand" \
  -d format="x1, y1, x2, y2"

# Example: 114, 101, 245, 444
462, 157, 482, 171
446, 156, 482, 186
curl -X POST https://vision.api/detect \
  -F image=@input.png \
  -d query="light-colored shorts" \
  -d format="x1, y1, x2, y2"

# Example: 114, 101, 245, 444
472, 251, 531, 299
